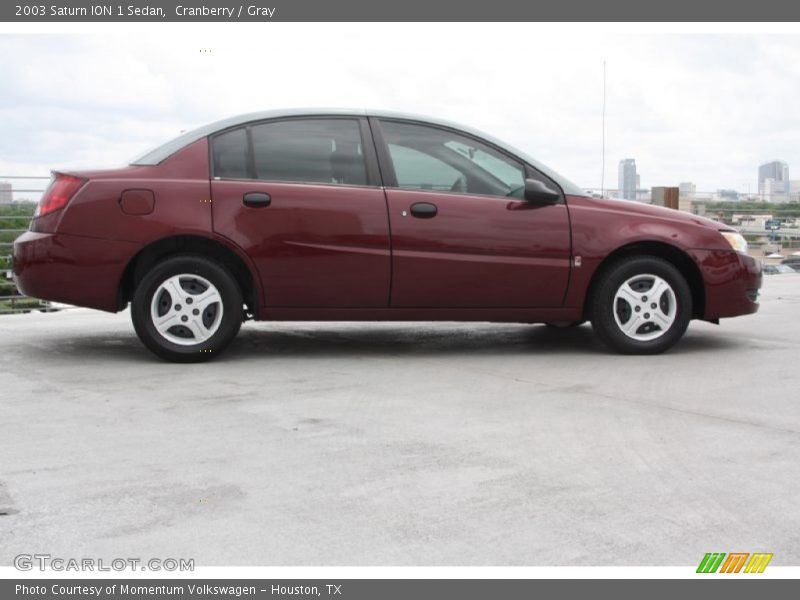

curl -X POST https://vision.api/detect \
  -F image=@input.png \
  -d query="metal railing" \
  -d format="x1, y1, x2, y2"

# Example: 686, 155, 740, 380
0, 176, 51, 314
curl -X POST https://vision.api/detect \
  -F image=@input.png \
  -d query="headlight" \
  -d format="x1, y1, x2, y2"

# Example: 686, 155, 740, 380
720, 231, 748, 254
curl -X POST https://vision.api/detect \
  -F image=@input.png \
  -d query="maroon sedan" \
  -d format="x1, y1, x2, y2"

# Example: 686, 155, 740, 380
13, 109, 761, 361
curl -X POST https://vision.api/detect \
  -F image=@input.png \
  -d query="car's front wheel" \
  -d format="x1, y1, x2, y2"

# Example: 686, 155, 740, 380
131, 255, 242, 362
589, 256, 692, 354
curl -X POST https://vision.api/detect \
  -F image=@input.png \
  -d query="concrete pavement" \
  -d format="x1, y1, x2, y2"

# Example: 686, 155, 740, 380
1, 275, 800, 566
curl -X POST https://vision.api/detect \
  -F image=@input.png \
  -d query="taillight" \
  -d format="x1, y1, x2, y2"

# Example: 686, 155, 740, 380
35, 173, 86, 217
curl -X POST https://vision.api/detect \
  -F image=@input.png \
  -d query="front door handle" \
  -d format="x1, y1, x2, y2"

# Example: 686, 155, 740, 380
410, 202, 437, 218
243, 192, 271, 208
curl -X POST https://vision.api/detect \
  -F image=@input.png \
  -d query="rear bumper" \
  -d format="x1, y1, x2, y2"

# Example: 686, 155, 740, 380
689, 249, 762, 320
13, 231, 139, 312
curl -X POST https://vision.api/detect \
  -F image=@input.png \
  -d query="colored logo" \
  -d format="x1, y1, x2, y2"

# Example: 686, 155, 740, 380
697, 552, 773, 573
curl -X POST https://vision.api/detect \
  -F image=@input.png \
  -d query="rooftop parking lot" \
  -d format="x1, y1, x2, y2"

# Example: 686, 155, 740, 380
1, 275, 799, 566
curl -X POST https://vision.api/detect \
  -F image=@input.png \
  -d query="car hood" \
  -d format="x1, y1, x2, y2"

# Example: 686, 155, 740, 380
578, 196, 729, 231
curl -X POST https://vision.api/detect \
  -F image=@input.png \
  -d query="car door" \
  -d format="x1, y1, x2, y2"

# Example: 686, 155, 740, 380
210, 117, 391, 307
372, 118, 571, 308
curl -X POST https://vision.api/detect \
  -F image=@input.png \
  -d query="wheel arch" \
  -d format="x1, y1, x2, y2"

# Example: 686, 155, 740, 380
583, 241, 705, 320
118, 234, 260, 314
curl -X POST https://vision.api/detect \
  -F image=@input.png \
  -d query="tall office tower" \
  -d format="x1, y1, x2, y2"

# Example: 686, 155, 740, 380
758, 160, 789, 195
618, 159, 637, 200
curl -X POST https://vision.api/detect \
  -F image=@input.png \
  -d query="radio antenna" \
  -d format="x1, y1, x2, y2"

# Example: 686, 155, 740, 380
601, 60, 607, 197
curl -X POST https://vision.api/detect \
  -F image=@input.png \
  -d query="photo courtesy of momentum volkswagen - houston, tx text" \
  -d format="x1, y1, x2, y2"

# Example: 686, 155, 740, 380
13, 109, 760, 362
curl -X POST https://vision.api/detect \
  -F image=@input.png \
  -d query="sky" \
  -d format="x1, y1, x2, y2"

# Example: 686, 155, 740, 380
1, 26, 800, 195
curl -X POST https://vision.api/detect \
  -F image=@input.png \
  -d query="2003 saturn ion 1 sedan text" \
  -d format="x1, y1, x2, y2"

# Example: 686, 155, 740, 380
13, 109, 761, 362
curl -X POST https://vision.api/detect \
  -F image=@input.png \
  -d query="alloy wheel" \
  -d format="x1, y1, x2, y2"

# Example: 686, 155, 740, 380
612, 274, 677, 341
150, 274, 224, 346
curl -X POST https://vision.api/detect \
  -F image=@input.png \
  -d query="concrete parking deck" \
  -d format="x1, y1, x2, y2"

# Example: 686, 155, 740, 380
1, 275, 799, 566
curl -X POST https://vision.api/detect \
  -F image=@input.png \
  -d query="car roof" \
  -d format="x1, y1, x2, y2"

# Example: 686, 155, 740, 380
130, 108, 587, 196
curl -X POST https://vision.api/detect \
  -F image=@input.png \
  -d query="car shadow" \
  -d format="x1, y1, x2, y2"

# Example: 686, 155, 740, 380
225, 323, 747, 359
225, 323, 608, 360
29, 322, 748, 364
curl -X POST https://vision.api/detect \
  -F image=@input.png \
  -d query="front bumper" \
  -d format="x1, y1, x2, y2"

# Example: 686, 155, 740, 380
689, 249, 762, 320
13, 231, 139, 312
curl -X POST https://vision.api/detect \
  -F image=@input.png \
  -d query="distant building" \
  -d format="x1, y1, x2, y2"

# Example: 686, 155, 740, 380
652, 187, 679, 210
679, 182, 696, 198
789, 180, 800, 202
763, 178, 790, 203
758, 160, 789, 198
0, 182, 12, 204
732, 213, 773, 229
678, 182, 696, 212
618, 159, 638, 200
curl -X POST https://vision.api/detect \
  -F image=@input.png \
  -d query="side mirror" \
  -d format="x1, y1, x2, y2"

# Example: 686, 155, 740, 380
524, 179, 561, 204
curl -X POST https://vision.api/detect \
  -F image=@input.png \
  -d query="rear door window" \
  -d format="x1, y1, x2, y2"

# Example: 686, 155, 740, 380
250, 119, 367, 186
212, 118, 369, 186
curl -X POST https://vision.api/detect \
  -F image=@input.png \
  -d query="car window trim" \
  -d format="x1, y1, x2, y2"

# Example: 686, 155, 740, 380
209, 115, 382, 188
245, 125, 256, 180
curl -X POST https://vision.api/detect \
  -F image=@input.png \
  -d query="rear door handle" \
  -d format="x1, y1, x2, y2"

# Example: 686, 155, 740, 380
243, 192, 271, 208
410, 202, 437, 218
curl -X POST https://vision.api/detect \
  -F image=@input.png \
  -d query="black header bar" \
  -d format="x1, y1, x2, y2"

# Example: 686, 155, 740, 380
3, 0, 800, 22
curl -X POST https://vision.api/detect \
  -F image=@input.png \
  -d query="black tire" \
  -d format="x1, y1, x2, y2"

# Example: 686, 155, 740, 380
589, 255, 692, 354
131, 255, 242, 362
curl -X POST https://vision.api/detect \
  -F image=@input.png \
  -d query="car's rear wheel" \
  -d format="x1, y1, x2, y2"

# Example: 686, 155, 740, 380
131, 255, 242, 362
589, 256, 692, 354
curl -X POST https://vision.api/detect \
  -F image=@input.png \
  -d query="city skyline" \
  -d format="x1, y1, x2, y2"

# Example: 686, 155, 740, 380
600, 157, 796, 199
